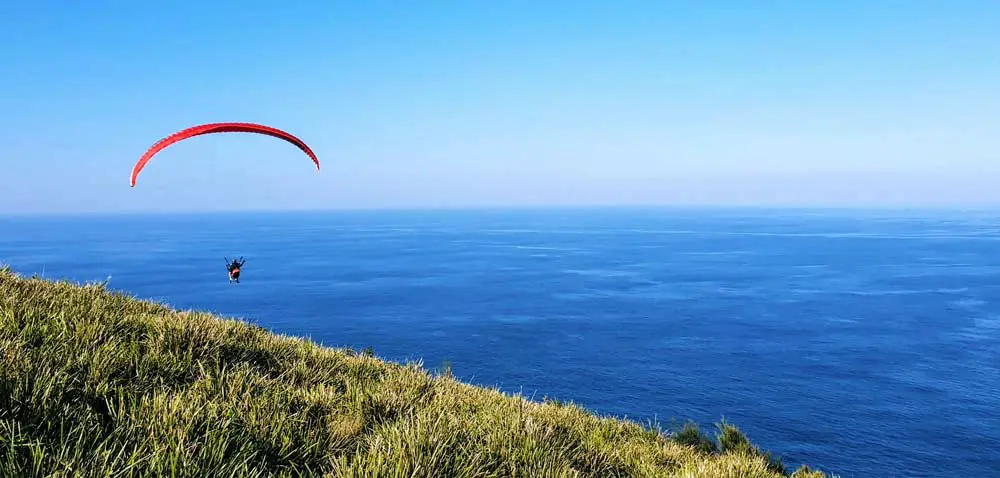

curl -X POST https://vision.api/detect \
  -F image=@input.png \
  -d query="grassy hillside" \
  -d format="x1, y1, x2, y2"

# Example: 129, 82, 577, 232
0, 266, 833, 477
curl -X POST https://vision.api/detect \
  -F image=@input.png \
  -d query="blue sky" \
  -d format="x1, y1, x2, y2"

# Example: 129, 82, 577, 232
1, 1, 997, 213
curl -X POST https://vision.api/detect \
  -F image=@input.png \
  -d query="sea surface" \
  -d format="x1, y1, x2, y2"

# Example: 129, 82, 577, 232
2, 208, 999, 477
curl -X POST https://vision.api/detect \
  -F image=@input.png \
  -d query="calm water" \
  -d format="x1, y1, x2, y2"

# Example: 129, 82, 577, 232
2, 208, 999, 477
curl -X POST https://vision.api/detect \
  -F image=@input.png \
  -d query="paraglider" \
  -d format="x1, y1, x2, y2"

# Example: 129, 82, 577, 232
129, 122, 320, 284
128, 122, 320, 187
225, 257, 246, 284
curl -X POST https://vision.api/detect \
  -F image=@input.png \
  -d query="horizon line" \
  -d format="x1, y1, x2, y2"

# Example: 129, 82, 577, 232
5, 203, 1000, 218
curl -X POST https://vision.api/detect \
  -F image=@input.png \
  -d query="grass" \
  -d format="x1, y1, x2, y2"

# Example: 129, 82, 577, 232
0, 266, 835, 477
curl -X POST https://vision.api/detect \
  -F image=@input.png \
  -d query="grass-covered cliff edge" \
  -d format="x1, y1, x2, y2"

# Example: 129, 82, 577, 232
0, 267, 834, 477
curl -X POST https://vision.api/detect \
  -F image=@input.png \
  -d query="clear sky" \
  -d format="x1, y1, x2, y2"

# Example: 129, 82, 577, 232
1, 1, 998, 213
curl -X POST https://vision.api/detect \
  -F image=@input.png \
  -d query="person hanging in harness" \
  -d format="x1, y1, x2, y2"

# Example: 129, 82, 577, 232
225, 257, 246, 283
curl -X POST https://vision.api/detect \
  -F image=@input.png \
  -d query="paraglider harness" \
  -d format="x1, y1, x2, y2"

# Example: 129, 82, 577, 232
225, 257, 245, 283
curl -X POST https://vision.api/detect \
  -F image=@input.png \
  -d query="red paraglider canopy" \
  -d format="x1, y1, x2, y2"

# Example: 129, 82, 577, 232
129, 122, 320, 187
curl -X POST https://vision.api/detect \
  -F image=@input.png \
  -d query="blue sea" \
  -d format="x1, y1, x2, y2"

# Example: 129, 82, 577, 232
2, 208, 999, 477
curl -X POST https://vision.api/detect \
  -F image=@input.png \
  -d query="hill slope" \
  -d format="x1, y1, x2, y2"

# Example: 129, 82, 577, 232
0, 267, 832, 477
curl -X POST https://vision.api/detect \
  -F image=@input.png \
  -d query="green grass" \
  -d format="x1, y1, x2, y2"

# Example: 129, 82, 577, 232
0, 266, 835, 477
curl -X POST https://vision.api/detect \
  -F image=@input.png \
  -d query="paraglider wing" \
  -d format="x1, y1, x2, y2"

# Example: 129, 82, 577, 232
129, 122, 320, 187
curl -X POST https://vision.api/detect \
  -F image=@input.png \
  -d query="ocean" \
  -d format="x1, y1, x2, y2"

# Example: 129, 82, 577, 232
2, 208, 998, 477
